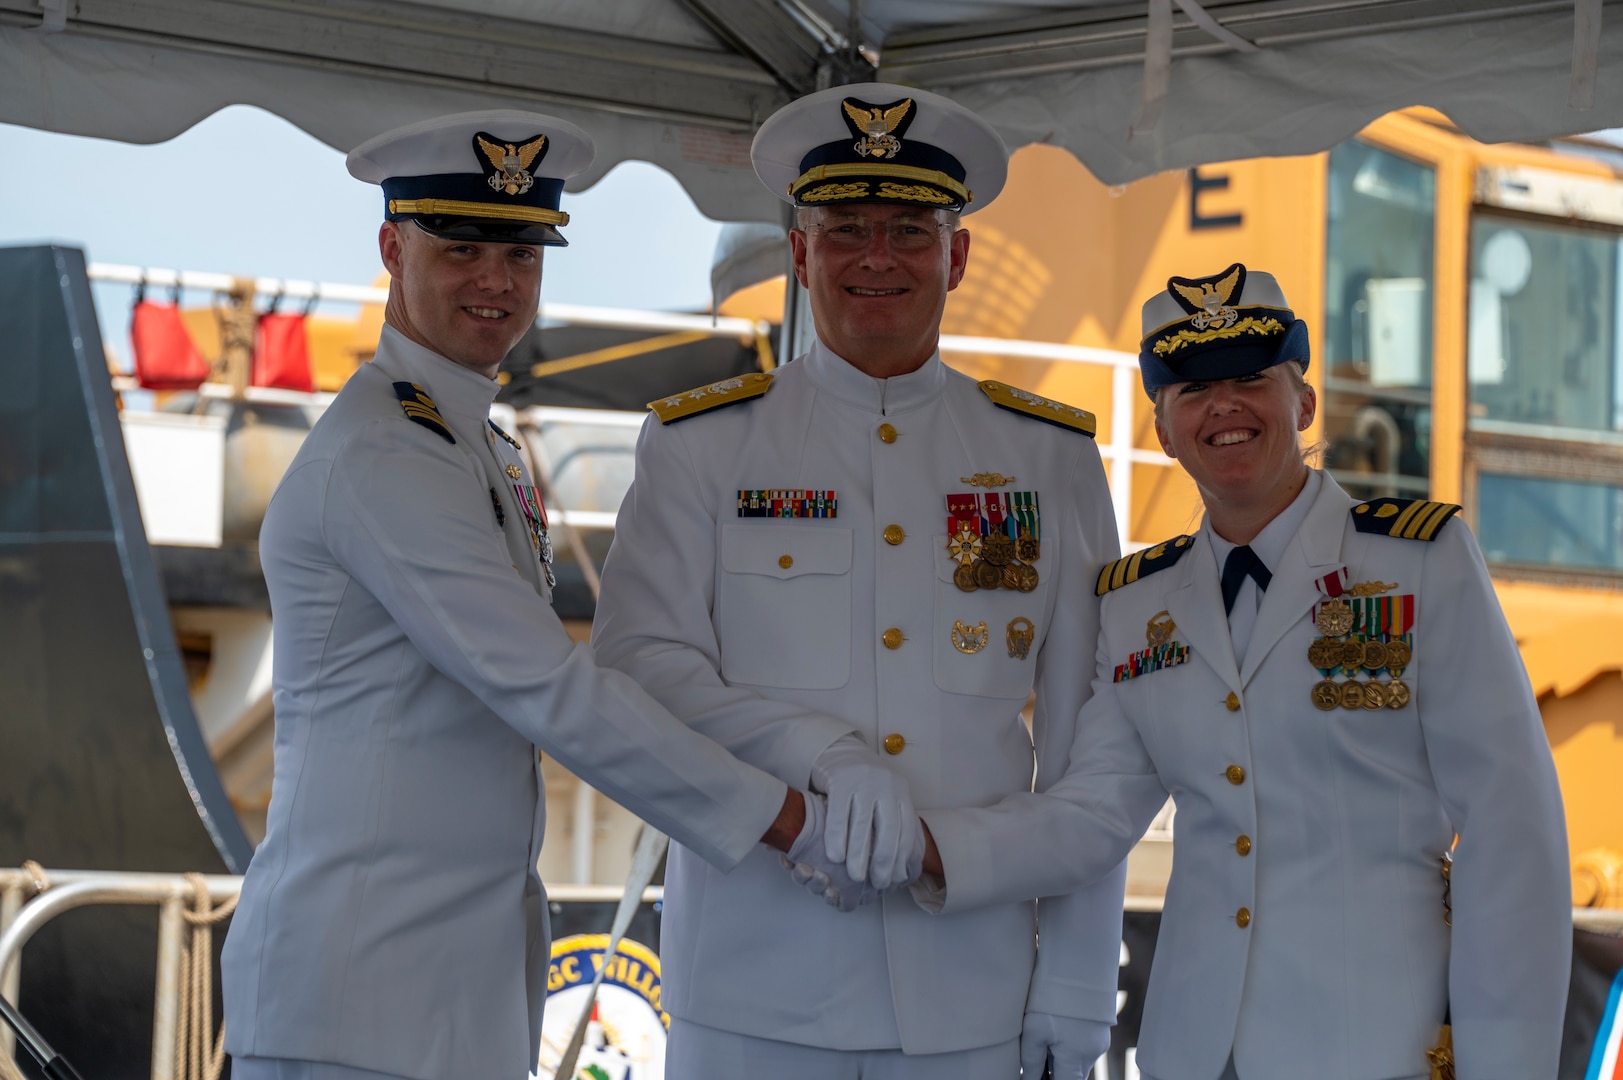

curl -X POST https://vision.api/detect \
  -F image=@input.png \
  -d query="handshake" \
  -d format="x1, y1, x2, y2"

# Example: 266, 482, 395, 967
779, 735, 929, 913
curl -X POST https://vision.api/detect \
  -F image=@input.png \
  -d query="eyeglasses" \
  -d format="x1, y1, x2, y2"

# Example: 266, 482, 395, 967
802, 217, 953, 252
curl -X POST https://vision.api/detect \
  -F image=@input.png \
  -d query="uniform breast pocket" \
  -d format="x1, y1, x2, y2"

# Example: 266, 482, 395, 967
932, 537, 1049, 702
716, 524, 853, 690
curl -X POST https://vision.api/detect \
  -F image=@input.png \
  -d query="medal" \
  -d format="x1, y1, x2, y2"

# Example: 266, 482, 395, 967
1307, 638, 1342, 670
1339, 638, 1367, 671
1014, 564, 1039, 591
1001, 564, 1022, 590
1006, 617, 1035, 660
1146, 610, 1176, 647
1016, 537, 1041, 562
1317, 599, 1354, 637
953, 563, 979, 592
1361, 681, 1387, 710
981, 533, 1015, 567
1311, 679, 1340, 711
952, 619, 989, 654
1339, 681, 1365, 709
974, 560, 1003, 589
1361, 639, 1389, 672
505, 463, 522, 479
1385, 639, 1412, 671
1385, 679, 1412, 709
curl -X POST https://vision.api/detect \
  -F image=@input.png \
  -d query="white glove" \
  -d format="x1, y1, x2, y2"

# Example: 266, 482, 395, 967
1019, 1011, 1110, 1079
781, 790, 878, 912
811, 734, 923, 889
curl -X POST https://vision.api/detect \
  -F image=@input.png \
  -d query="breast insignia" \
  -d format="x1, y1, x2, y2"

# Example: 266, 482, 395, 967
978, 380, 1097, 437
1350, 499, 1460, 541
1097, 535, 1194, 596
393, 382, 454, 444
649, 373, 774, 425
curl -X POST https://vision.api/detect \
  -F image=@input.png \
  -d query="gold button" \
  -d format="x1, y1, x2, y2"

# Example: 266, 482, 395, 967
883, 524, 905, 546
1235, 835, 1252, 856
1236, 907, 1251, 928
778, 555, 793, 569
1226, 764, 1246, 785
1225, 692, 1240, 711
882, 628, 904, 650
878, 423, 897, 443
883, 734, 906, 755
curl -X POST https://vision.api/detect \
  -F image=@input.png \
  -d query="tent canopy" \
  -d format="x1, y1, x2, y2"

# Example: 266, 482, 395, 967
2, 0, 1621, 221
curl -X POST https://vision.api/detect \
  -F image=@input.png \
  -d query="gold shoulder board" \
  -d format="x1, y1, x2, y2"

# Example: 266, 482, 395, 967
648, 372, 774, 425
1351, 499, 1461, 542
1097, 535, 1194, 596
978, 380, 1097, 437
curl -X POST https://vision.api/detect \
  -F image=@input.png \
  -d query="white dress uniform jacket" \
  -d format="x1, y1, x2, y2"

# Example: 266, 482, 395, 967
221, 326, 787, 1080
923, 472, 1571, 1080
590, 339, 1125, 1054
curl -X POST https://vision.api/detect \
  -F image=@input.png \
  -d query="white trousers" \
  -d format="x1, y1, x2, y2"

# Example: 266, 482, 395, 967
665, 1018, 1020, 1079
231, 1057, 417, 1080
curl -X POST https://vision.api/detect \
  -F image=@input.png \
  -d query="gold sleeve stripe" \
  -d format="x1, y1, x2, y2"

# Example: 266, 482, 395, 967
388, 198, 569, 226
790, 162, 971, 203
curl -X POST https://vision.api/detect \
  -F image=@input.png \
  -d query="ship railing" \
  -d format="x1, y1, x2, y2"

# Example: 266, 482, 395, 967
90, 262, 1174, 555
0, 867, 663, 1080
4, 865, 1621, 1080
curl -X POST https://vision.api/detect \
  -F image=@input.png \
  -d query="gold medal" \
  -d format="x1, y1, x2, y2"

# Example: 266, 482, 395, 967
1307, 638, 1342, 670
1001, 564, 1022, 590
1015, 563, 1039, 592
1146, 610, 1177, 647
1016, 537, 1041, 562
1385, 679, 1412, 709
1339, 638, 1367, 671
946, 525, 980, 564
1385, 639, 1412, 671
974, 559, 1003, 589
1339, 680, 1365, 709
1311, 679, 1341, 711
1317, 599, 1354, 637
952, 619, 989, 654
1361, 639, 1388, 671
504, 463, 522, 479
981, 533, 1015, 567
1361, 681, 1386, 710
953, 562, 980, 592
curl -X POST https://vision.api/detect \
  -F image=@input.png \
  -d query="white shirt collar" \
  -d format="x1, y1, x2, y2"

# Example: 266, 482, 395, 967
801, 336, 947, 415
369, 323, 502, 437
1207, 467, 1325, 573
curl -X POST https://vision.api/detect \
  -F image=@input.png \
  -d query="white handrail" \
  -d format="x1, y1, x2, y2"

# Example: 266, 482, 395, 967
85, 263, 768, 341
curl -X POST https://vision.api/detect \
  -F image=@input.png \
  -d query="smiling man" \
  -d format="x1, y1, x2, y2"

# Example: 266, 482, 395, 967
915, 265, 1572, 1080
589, 85, 1128, 1077
219, 111, 880, 1080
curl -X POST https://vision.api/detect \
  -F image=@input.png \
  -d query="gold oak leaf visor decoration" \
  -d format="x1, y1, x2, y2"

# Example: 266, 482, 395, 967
1136, 262, 1311, 399
787, 96, 972, 211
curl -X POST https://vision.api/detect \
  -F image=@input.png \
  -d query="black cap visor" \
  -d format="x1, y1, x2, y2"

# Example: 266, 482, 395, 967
409, 215, 566, 247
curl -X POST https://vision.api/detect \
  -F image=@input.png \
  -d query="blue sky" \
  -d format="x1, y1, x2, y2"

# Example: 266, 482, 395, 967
0, 106, 727, 369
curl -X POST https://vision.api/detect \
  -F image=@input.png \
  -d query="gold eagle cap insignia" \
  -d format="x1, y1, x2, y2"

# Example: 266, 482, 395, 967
1170, 263, 1243, 330
843, 98, 912, 159
475, 132, 547, 196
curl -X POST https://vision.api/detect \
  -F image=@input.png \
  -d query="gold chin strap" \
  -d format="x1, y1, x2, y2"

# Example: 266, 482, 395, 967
387, 198, 569, 226
789, 162, 970, 203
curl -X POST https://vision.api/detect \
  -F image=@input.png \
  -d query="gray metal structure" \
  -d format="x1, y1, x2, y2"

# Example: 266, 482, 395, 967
0, 245, 251, 1077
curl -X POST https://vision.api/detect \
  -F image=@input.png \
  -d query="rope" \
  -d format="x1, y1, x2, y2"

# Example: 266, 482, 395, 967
18, 862, 48, 897
174, 873, 237, 1080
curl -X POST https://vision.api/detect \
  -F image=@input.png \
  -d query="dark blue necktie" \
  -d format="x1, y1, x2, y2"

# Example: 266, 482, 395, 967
1221, 545, 1272, 615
